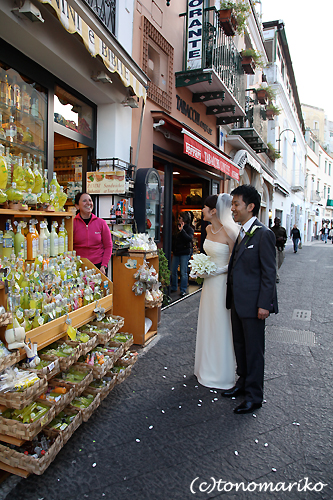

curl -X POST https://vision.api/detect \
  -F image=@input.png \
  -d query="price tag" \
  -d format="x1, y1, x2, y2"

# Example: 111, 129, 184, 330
41, 413, 50, 426
48, 361, 55, 372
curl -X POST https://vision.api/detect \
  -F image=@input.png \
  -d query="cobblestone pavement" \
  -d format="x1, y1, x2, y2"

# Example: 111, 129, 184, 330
1, 240, 332, 500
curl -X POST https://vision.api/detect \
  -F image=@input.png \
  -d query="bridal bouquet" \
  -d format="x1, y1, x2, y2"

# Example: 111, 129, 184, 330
189, 254, 217, 284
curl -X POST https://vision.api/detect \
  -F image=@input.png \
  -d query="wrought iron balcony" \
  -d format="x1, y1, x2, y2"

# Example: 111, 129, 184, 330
175, 7, 245, 124
82, 0, 115, 34
310, 190, 321, 203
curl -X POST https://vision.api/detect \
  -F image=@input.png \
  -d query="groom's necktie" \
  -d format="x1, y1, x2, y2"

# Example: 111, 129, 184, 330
238, 227, 245, 245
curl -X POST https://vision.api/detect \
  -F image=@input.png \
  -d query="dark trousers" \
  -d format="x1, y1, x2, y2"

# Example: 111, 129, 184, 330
231, 299, 265, 404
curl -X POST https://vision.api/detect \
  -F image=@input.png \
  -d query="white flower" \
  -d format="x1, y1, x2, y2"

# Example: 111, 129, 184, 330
189, 253, 217, 276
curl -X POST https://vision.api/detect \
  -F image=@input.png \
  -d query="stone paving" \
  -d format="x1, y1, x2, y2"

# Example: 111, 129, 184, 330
1, 239, 332, 500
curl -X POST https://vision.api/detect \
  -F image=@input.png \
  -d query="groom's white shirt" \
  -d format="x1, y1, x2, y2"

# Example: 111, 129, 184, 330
239, 216, 257, 240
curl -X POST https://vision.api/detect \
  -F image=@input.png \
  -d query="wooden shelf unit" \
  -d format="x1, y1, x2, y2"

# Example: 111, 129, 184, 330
0, 208, 75, 251
113, 253, 159, 345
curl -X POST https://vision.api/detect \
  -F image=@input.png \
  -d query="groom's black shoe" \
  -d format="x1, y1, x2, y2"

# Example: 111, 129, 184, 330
221, 386, 245, 398
233, 400, 262, 414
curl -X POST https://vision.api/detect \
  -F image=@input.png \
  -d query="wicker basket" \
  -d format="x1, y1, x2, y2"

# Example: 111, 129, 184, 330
46, 407, 82, 445
112, 365, 133, 385
69, 391, 101, 423
115, 352, 138, 368
108, 333, 134, 352
0, 350, 20, 372
40, 342, 80, 371
90, 314, 124, 335
145, 298, 163, 309
0, 401, 56, 440
76, 353, 114, 380
21, 357, 61, 381
85, 374, 116, 401
0, 312, 12, 327
0, 428, 63, 475
54, 364, 93, 397
40, 380, 76, 414
79, 326, 113, 345
99, 345, 124, 365
64, 332, 98, 357
0, 374, 48, 410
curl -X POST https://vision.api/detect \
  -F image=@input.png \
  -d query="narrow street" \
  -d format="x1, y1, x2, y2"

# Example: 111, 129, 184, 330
1, 240, 332, 500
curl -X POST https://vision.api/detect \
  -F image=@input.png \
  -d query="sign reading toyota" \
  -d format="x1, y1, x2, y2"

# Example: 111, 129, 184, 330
186, 0, 203, 70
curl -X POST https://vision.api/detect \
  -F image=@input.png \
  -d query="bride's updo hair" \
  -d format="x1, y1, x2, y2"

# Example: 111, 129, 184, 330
203, 194, 218, 209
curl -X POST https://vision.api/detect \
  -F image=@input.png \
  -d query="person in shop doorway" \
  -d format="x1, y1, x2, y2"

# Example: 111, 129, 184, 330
271, 217, 287, 283
290, 224, 301, 253
170, 211, 194, 297
73, 192, 112, 275
223, 185, 278, 414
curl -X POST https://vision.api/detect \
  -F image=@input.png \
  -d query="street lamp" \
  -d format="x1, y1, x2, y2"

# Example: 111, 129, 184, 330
276, 128, 296, 154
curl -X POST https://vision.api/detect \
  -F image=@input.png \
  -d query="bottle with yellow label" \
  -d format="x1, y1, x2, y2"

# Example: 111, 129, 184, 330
0, 144, 8, 190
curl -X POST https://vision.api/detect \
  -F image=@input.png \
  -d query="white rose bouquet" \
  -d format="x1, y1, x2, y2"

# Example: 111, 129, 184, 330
189, 254, 218, 284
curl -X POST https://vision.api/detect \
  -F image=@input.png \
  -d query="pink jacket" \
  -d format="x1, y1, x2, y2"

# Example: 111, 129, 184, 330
73, 213, 112, 267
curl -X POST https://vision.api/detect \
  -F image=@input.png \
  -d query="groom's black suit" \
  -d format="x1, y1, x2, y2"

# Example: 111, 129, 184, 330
226, 219, 278, 404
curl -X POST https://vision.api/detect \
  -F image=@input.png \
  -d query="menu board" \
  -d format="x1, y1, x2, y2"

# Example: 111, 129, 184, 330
86, 171, 126, 194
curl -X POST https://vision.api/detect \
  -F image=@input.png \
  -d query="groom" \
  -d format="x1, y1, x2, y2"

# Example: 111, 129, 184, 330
223, 185, 278, 414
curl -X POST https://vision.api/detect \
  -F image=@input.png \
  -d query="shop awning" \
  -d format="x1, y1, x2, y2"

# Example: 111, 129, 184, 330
182, 130, 240, 181
38, 0, 147, 99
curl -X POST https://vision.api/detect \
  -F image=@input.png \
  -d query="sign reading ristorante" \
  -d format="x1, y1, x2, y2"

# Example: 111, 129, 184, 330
186, 0, 203, 70
176, 95, 212, 135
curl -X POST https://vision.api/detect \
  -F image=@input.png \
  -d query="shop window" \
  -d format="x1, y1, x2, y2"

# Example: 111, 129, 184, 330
0, 60, 47, 173
143, 17, 173, 112
54, 86, 93, 140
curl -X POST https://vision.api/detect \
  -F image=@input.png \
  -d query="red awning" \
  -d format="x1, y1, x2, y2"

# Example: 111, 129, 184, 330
182, 130, 240, 181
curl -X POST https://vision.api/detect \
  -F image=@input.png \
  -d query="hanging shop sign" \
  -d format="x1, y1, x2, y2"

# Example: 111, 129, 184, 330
39, 0, 146, 99
86, 171, 126, 194
182, 130, 240, 181
186, 0, 203, 70
176, 95, 212, 135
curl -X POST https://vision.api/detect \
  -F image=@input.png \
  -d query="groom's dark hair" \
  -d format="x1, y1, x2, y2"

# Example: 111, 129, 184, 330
231, 185, 261, 216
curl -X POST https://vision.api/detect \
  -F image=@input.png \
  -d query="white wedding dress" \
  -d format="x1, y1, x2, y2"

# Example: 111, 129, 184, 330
194, 240, 236, 389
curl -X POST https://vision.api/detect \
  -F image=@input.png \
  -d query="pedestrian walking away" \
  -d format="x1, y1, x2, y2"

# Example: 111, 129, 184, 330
224, 185, 278, 414
271, 217, 287, 282
290, 224, 301, 253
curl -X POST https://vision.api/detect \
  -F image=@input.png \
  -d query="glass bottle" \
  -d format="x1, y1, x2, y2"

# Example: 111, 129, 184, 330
6, 116, 17, 143
0, 144, 8, 190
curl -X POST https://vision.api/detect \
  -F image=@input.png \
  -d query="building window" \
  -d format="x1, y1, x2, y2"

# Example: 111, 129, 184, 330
143, 17, 173, 112
329, 163, 332, 176
324, 185, 327, 199
325, 160, 327, 173
314, 121, 319, 130
317, 180, 320, 193
328, 187, 331, 199
309, 138, 316, 152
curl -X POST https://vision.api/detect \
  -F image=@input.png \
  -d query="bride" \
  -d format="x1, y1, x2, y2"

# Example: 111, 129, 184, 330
194, 193, 239, 389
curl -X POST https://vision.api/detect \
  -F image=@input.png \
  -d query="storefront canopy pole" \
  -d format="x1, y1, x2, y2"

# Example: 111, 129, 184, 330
133, 96, 146, 179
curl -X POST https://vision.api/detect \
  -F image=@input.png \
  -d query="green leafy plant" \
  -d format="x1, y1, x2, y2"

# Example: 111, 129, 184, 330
266, 103, 281, 115
241, 48, 264, 67
256, 84, 276, 101
220, 1, 250, 35
267, 142, 281, 160
158, 249, 171, 306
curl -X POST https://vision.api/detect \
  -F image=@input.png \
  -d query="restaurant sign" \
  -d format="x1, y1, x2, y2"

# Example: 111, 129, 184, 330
183, 132, 240, 181
86, 171, 126, 194
186, 0, 203, 70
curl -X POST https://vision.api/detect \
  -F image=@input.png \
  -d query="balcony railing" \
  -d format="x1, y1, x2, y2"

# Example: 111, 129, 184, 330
310, 190, 321, 203
82, 0, 115, 34
177, 7, 245, 112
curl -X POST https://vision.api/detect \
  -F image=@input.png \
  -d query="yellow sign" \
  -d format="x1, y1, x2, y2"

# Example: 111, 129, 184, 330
86, 171, 126, 194
39, 0, 146, 100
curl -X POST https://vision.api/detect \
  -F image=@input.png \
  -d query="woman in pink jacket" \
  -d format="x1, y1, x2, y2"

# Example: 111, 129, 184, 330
73, 192, 112, 275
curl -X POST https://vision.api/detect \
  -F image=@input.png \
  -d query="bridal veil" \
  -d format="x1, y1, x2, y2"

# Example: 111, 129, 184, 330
216, 193, 239, 243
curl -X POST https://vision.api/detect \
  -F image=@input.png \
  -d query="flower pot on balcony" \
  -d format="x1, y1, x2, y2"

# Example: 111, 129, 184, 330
218, 9, 237, 36
266, 109, 276, 120
256, 89, 268, 105
241, 56, 256, 75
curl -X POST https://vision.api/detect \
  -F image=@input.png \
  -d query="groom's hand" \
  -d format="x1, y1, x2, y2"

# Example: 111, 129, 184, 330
258, 308, 269, 320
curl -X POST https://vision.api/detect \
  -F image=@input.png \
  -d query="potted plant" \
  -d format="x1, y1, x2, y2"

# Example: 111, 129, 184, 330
255, 85, 276, 105
241, 49, 262, 74
158, 249, 171, 310
266, 142, 281, 161
266, 103, 281, 120
218, 1, 250, 36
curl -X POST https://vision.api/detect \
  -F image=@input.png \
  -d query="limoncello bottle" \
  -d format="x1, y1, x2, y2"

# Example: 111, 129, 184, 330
0, 144, 8, 190
32, 160, 43, 194
23, 155, 35, 191
61, 219, 68, 252
3, 221, 14, 258
49, 171, 61, 194
50, 221, 59, 257
6, 182, 23, 202
58, 223, 65, 255
12, 156, 26, 191
14, 223, 26, 259
58, 186, 67, 211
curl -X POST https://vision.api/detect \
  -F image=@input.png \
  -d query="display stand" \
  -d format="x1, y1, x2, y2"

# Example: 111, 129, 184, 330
113, 252, 159, 345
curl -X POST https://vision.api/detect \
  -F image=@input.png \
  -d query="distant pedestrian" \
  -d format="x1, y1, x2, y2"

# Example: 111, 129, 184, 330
290, 224, 301, 253
271, 217, 287, 283
323, 225, 329, 243
329, 227, 333, 244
